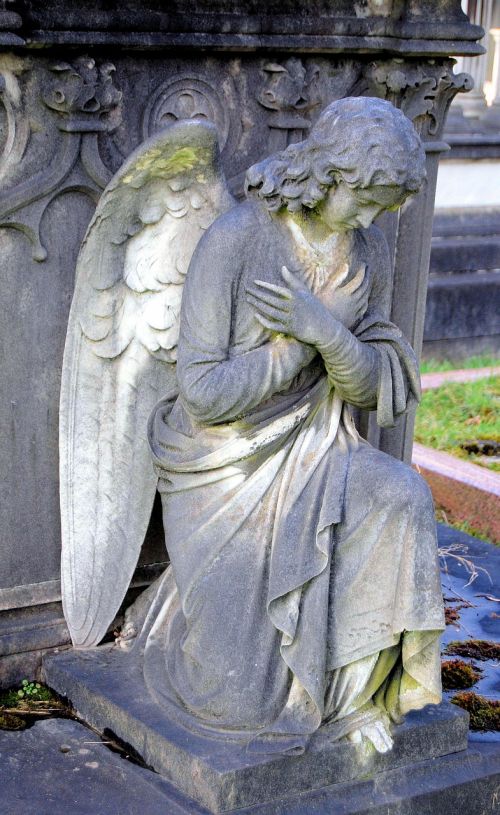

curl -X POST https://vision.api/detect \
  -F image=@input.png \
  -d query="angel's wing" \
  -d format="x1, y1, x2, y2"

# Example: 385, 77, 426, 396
60, 120, 234, 647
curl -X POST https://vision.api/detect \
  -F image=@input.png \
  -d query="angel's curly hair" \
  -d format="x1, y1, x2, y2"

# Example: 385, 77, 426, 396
245, 97, 426, 213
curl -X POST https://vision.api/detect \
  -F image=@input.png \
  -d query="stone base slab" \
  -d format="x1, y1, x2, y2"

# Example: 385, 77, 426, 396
43, 646, 470, 814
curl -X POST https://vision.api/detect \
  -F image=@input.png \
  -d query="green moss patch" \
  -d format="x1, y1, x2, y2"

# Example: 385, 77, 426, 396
441, 659, 481, 690
451, 691, 500, 731
445, 639, 500, 662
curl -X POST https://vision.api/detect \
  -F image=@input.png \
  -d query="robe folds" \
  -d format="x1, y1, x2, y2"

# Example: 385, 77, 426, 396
136, 200, 445, 751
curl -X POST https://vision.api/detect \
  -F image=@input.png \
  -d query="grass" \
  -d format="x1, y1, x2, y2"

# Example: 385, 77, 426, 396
420, 355, 499, 374
414, 376, 500, 472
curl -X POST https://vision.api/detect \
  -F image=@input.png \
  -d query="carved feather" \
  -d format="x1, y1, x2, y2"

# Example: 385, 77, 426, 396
60, 120, 234, 647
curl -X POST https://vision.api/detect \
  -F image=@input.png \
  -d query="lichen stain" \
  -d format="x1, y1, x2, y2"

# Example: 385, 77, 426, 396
123, 147, 210, 186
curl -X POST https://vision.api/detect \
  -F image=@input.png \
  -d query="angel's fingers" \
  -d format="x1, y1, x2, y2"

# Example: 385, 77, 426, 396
255, 313, 285, 332
281, 265, 305, 291
246, 287, 290, 312
247, 297, 288, 324
254, 279, 292, 299
339, 265, 366, 296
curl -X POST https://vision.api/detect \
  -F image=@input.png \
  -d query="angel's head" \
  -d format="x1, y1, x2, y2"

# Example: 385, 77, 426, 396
245, 96, 426, 231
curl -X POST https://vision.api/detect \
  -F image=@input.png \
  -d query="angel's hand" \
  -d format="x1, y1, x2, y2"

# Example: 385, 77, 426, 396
329, 263, 370, 329
246, 266, 336, 347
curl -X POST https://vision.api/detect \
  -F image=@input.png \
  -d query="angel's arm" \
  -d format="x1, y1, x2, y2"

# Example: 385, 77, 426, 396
176, 221, 316, 424
246, 226, 419, 426
318, 227, 419, 425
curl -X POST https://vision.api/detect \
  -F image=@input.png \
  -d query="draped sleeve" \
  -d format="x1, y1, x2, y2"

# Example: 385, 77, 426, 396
353, 226, 421, 428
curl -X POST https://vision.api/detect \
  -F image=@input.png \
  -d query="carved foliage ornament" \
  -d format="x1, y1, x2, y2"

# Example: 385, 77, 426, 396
357, 58, 473, 137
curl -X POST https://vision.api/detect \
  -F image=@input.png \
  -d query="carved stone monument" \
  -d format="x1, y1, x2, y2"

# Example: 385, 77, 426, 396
44, 99, 475, 811
2, 2, 499, 812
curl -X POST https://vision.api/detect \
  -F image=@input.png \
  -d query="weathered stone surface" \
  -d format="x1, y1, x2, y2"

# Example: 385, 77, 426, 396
2, 714, 500, 815
57, 98, 446, 775
43, 646, 469, 814
0, 13, 486, 798
0, 718, 177, 815
10, 0, 485, 54
424, 206, 500, 359
0, 7, 479, 622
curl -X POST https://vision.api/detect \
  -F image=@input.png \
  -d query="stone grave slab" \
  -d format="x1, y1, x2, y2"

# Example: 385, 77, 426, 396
43, 646, 469, 814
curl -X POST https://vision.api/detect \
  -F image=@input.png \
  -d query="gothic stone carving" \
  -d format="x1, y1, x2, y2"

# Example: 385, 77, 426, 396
0, 56, 122, 261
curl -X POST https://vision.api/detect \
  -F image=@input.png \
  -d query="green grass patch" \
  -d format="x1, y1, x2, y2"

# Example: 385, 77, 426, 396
0, 680, 66, 730
414, 376, 500, 472
420, 355, 499, 374
0, 680, 55, 707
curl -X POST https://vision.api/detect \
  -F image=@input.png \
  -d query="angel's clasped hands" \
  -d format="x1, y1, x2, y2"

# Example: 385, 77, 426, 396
246, 265, 369, 348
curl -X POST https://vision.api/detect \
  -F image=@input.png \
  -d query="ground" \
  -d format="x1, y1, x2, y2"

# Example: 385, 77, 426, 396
0, 527, 498, 815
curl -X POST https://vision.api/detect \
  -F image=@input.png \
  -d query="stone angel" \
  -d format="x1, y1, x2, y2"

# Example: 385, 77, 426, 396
60, 97, 445, 756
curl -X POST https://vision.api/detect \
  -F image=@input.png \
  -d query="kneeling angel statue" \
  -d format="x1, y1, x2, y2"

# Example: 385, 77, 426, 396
60, 96, 445, 755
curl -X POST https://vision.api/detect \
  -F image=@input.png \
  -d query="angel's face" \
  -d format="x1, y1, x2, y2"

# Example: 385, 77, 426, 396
317, 182, 408, 232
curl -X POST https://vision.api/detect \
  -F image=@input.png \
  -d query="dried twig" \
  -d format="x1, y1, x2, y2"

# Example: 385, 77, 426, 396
438, 543, 492, 588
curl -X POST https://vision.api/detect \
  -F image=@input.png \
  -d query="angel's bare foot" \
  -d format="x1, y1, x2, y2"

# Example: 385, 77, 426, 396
348, 717, 393, 754
114, 620, 137, 650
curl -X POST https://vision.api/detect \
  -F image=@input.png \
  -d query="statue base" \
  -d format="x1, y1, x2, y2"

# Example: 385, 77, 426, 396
42, 646, 474, 814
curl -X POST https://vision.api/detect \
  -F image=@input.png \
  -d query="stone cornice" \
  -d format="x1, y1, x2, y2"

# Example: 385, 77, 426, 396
4, 1, 485, 56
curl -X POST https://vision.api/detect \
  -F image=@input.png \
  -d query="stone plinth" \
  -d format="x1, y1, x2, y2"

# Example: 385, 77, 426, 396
43, 647, 469, 814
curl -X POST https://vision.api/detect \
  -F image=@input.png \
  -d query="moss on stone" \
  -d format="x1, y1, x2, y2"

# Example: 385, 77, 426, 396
451, 692, 500, 731
0, 711, 26, 730
445, 640, 500, 661
0, 681, 55, 707
441, 659, 481, 690
0, 680, 66, 729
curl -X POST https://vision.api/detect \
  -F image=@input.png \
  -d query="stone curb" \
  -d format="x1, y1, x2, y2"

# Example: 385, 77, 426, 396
412, 442, 500, 543
421, 366, 500, 390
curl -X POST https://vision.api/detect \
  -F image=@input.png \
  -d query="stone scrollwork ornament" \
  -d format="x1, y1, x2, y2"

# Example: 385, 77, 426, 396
0, 56, 123, 261
258, 58, 322, 150
42, 57, 123, 133
60, 98, 445, 756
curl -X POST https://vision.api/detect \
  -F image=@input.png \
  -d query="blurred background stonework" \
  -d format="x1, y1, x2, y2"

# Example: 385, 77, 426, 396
427, 0, 500, 361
